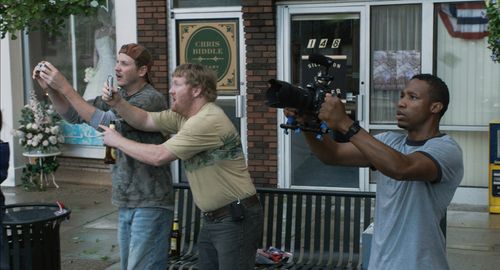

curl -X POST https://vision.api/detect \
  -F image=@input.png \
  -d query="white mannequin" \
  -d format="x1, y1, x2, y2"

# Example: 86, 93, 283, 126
83, 8, 116, 101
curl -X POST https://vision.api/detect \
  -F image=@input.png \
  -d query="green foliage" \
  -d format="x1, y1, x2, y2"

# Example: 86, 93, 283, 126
486, 0, 500, 63
21, 157, 60, 191
0, 0, 106, 39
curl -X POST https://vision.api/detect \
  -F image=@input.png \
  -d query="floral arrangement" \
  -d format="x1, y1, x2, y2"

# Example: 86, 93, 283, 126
84, 66, 97, 83
14, 91, 65, 190
14, 91, 64, 154
485, 0, 500, 63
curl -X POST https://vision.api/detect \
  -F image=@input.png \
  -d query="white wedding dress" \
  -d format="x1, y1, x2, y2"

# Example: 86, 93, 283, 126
83, 35, 116, 100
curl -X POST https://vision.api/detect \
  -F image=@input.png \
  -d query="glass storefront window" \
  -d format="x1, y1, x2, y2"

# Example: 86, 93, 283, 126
434, 1, 499, 188
435, 1, 500, 127
370, 4, 422, 124
24, 2, 116, 147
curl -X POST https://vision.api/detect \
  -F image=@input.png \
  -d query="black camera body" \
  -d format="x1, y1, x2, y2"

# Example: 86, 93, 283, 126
266, 54, 340, 136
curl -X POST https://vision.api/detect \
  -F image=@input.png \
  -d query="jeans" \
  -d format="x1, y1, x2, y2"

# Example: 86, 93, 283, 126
198, 202, 263, 270
118, 207, 174, 270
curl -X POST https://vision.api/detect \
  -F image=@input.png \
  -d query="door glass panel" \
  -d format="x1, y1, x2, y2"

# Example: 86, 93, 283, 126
289, 13, 360, 188
216, 98, 240, 130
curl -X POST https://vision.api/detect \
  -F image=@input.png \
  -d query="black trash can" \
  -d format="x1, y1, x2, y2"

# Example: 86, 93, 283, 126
1, 203, 71, 270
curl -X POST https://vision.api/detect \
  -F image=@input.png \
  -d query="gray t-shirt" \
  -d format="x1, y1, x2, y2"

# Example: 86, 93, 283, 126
368, 132, 463, 270
62, 84, 174, 208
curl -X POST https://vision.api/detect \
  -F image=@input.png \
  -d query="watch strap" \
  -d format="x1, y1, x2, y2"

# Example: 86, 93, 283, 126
344, 121, 361, 140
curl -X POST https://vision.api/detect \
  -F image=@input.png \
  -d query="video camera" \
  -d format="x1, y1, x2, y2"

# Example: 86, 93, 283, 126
265, 53, 341, 137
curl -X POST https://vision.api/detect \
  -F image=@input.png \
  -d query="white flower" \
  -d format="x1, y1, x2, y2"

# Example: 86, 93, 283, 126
31, 140, 38, 147
12, 130, 24, 137
26, 123, 32, 129
58, 135, 65, 143
31, 123, 38, 130
84, 67, 96, 83
26, 133, 33, 139
42, 140, 49, 147
36, 133, 44, 140
51, 126, 59, 134
45, 127, 51, 133
49, 136, 58, 145
90, 0, 99, 8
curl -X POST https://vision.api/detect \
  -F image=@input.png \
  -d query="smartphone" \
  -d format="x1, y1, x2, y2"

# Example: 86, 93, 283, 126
35, 63, 45, 74
107, 75, 114, 97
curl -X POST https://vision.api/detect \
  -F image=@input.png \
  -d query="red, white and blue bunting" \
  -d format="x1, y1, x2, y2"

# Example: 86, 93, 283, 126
438, 2, 489, 39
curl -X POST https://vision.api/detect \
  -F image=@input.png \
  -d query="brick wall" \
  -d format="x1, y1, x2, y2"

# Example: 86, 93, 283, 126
137, 0, 169, 95
242, 0, 278, 187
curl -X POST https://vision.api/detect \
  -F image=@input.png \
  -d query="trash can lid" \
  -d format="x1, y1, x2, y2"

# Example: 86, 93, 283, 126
2, 203, 71, 225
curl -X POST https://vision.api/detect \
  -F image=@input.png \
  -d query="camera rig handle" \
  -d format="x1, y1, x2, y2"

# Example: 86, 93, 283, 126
280, 116, 329, 139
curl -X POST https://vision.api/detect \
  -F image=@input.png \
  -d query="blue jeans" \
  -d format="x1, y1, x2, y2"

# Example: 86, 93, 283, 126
198, 203, 263, 270
118, 207, 173, 270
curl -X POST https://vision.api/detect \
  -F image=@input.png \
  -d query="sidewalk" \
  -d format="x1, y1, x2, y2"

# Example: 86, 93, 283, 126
3, 179, 500, 270
3, 182, 120, 270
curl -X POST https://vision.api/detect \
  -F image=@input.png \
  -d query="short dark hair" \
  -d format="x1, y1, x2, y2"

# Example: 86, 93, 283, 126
411, 74, 449, 118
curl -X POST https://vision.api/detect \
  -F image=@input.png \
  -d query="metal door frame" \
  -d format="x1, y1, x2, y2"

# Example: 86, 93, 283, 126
276, 3, 370, 191
168, 5, 247, 183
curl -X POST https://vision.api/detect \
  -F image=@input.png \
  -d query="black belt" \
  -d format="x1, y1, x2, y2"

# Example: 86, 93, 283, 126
203, 194, 259, 220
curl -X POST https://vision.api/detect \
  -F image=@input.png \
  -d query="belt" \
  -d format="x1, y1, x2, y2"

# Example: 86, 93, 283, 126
203, 194, 260, 220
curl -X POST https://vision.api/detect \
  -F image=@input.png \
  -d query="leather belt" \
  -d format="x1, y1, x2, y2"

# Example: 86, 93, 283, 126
203, 194, 259, 220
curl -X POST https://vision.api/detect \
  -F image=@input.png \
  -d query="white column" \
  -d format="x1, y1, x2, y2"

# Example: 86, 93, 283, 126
114, 0, 137, 51
1, 33, 26, 186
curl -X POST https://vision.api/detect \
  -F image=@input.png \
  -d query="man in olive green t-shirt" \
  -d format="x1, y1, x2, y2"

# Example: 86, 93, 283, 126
100, 63, 263, 270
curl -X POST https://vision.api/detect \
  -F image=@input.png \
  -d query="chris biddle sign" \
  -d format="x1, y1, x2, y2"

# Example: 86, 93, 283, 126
178, 20, 238, 92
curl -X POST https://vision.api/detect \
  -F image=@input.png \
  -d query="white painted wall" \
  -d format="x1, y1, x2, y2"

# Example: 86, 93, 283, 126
1, 33, 25, 186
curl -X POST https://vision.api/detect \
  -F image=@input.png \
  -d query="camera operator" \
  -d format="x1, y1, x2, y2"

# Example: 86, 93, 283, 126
285, 74, 463, 270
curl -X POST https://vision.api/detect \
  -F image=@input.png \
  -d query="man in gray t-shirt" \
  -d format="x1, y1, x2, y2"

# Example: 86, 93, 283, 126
286, 74, 463, 269
33, 43, 174, 270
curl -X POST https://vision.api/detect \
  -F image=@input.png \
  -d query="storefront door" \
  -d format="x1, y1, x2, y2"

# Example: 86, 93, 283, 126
169, 7, 247, 183
277, 4, 368, 191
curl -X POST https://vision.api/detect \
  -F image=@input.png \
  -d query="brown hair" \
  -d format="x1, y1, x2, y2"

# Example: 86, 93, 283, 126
119, 43, 153, 84
173, 63, 218, 102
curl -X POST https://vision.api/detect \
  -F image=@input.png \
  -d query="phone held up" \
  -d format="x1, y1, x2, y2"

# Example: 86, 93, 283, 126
107, 75, 114, 98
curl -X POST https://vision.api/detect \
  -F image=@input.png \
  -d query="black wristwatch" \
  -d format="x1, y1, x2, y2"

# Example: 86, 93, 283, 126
344, 121, 361, 141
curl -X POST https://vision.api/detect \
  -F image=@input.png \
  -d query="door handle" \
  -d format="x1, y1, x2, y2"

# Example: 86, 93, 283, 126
235, 95, 246, 118
356, 94, 364, 122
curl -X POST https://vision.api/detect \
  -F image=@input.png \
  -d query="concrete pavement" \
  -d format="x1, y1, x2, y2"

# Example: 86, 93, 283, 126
3, 171, 500, 270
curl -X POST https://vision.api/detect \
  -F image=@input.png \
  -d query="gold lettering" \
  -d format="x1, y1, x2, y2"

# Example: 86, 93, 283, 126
192, 48, 223, 55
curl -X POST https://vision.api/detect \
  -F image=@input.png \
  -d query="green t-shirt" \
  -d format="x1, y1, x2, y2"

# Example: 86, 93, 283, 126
150, 102, 256, 212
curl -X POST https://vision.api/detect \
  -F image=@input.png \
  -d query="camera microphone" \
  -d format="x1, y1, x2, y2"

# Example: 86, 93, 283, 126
308, 53, 334, 67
